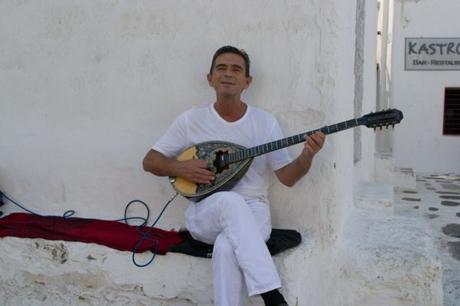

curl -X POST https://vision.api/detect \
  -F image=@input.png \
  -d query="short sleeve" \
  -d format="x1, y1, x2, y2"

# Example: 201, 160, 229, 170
266, 118, 293, 171
152, 112, 191, 158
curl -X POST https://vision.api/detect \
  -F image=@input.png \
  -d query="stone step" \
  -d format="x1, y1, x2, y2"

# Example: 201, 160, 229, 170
393, 167, 417, 190
354, 182, 394, 213
374, 154, 416, 189
336, 208, 443, 306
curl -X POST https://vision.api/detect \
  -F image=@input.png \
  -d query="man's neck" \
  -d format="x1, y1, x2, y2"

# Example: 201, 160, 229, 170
214, 97, 247, 122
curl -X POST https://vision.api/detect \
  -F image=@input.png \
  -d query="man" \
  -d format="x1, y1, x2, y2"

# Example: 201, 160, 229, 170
143, 46, 325, 306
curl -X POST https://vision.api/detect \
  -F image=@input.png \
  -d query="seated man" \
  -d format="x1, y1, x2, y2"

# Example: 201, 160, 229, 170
143, 45, 325, 306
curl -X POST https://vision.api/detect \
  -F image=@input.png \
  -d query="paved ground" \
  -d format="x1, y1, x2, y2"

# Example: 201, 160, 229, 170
394, 173, 460, 306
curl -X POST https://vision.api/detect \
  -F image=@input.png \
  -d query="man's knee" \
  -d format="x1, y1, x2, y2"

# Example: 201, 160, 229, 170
211, 191, 246, 207
213, 234, 234, 258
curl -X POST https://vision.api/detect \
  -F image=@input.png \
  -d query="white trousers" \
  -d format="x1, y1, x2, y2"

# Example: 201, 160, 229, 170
185, 191, 281, 306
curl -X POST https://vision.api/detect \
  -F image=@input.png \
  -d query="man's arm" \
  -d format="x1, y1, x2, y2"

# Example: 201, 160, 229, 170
143, 149, 215, 184
275, 132, 325, 187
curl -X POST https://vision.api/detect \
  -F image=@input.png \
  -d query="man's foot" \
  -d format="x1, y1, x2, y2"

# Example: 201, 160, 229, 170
261, 289, 288, 306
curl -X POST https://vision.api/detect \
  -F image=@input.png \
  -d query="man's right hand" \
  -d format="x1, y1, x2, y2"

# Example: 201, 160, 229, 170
175, 159, 215, 184
143, 149, 215, 184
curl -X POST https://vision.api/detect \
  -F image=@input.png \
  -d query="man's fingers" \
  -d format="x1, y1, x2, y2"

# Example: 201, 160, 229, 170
306, 137, 319, 149
178, 159, 215, 184
310, 138, 322, 150
304, 132, 326, 155
191, 164, 215, 184
193, 159, 210, 169
197, 168, 215, 178
311, 132, 325, 144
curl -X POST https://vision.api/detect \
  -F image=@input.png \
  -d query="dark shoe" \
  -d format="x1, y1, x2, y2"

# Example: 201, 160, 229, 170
261, 289, 288, 306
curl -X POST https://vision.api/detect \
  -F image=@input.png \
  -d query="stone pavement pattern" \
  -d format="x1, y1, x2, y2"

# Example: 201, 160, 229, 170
394, 174, 460, 306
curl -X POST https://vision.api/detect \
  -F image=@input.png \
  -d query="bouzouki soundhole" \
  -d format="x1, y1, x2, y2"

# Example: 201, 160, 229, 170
212, 150, 229, 174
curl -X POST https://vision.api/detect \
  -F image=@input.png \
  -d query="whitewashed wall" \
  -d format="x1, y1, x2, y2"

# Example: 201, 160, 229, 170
391, 0, 460, 173
353, 0, 378, 184
0, 1, 396, 305
0, 0, 355, 242
0, 1, 445, 306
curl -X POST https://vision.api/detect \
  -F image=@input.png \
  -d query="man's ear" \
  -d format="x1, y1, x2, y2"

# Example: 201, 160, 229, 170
244, 76, 253, 89
207, 73, 212, 85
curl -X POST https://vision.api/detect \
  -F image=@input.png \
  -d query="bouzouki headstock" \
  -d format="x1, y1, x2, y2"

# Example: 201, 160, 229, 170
359, 108, 404, 130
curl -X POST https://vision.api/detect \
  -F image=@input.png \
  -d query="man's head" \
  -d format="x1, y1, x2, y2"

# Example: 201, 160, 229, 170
209, 45, 251, 77
207, 46, 253, 99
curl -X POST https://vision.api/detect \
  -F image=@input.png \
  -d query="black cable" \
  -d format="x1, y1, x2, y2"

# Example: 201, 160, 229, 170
129, 192, 178, 267
0, 191, 76, 218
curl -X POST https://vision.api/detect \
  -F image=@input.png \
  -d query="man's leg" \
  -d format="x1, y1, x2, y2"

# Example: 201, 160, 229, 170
185, 191, 281, 304
212, 233, 244, 306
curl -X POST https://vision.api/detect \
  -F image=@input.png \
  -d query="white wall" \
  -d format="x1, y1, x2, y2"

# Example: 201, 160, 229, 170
1, 2, 445, 306
0, 1, 360, 304
391, 0, 460, 173
0, 0, 356, 240
353, 0, 379, 185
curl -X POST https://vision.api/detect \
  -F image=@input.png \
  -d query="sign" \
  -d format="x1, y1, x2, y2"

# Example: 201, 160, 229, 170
405, 37, 460, 71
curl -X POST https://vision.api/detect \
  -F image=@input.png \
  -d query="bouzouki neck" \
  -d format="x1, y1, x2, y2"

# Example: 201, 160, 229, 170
225, 118, 360, 164
225, 108, 404, 165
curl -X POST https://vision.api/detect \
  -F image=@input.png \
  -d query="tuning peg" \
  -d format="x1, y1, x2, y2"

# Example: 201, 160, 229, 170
392, 124, 395, 128
379, 126, 383, 130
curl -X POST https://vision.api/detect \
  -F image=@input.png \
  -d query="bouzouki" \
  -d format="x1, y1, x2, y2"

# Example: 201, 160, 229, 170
170, 109, 403, 202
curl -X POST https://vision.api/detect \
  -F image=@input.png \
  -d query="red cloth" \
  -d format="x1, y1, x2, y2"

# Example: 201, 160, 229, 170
0, 213, 183, 254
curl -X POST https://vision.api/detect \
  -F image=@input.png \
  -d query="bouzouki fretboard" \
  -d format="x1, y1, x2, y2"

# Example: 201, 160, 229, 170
225, 118, 361, 164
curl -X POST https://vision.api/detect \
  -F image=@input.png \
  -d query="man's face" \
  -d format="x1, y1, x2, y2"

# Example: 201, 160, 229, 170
207, 53, 252, 98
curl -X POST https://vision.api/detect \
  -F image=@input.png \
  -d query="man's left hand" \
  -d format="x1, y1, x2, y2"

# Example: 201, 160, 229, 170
302, 132, 326, 160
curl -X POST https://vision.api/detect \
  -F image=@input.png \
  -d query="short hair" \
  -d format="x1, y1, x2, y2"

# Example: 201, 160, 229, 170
209, 45, 251, 77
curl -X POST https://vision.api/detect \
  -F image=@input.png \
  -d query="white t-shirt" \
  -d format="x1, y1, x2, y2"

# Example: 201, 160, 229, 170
153, 103, 293, 202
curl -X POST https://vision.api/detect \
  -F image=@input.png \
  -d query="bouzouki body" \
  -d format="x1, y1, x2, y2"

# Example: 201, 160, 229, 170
171, 141, 253, 202
170, 109, 404, 202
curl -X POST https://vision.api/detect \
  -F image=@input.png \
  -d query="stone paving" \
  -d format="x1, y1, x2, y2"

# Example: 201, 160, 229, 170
394, 173, 460, 306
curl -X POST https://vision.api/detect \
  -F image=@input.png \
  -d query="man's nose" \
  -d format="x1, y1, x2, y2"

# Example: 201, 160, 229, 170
223, 69, 233, 77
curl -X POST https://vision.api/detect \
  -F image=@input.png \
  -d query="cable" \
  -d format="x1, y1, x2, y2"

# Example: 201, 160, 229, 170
0, 190, 179, 267
0, 191, 76, 218
0, 190, 4, 217
130, 192, 179, 267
